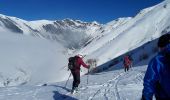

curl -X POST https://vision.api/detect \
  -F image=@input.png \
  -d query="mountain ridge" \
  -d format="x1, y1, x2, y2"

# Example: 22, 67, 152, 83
0, 13, 132, 49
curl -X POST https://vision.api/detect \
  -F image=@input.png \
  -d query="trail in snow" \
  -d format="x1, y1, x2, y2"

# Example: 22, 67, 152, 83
0, 66, 147, 100
87, 72, 124, 100
61, 66, 146, 100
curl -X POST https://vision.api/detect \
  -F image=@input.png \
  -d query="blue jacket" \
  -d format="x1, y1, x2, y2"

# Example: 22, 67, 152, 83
142, 44, 170, 100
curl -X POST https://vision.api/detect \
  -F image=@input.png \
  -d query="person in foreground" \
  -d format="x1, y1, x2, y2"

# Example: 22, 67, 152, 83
68, 54, 90, 93
142, 33, 170, 100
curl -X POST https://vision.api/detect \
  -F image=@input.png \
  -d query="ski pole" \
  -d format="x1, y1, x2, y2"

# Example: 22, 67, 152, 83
87, 69, 89, 84
65, 73, 71, 88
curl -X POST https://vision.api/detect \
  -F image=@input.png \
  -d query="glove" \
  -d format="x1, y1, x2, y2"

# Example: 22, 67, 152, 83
87, 65, 90, 69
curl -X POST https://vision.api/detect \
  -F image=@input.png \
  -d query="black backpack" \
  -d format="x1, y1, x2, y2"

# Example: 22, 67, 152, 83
68, 56, 78, 70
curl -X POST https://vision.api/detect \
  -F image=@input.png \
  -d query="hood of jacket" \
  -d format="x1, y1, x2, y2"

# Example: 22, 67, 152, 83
161, 43, 170, 60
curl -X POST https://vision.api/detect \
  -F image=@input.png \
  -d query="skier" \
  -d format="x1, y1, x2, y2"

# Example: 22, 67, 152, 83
142, 33, 170, 100
123, 55, 131, 72
68, 54, 90, 93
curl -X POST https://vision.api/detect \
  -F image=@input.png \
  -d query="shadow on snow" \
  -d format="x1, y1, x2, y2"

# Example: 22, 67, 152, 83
53, 91, 78, 100
91, 38, 159, 74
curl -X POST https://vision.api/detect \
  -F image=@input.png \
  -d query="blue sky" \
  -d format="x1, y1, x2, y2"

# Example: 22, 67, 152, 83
0, 0, 163, 23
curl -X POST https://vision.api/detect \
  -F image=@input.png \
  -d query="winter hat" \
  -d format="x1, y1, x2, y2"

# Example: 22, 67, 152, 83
158, 33, 170, 48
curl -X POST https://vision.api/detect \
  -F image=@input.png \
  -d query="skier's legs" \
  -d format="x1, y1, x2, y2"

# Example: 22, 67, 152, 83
74, 71, 80, 88
127, 66, 129, 71
71, 71, 76, 90
125, 67, 128, 72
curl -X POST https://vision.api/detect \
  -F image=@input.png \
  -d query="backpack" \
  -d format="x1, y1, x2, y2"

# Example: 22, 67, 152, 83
124, 56, 131, 65
68, 56, 78, 70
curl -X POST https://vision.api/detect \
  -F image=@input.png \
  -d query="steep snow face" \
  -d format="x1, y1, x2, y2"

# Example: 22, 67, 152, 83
104, 17, 132, 34
0, 30, 70, 86
78, 0, 170, 66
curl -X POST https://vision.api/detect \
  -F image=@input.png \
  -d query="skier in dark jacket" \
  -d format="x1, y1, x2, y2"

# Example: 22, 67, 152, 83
70, 54, 90, 93
142, 33, 170, 100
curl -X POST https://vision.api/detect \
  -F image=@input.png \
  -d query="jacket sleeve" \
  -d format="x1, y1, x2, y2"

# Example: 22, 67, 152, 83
79, 58, 89, 69
142, 58, 159, 100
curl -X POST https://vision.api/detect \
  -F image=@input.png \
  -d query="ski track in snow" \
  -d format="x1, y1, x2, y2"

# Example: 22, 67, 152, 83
88, 72, 124, 100
63, 68, 145, 100
0, 67, 146, 100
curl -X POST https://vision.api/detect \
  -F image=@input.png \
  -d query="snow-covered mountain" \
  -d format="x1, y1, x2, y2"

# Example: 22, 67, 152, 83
0, 14, 103, 49
0, 12, 135, 51
78, 0, 170, 67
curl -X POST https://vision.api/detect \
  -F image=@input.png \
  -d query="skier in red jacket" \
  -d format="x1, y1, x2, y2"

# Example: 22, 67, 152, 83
70, 54, 90, 93
123, 55, 131, 72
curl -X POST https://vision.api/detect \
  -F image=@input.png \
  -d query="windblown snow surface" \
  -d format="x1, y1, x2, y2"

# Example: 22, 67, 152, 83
0, 65, 147, 100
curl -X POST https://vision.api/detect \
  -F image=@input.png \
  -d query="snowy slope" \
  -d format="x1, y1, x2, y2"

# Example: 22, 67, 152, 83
77, 0, 170, 66
0, 65, 147, 100
0, 29, 71, 86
